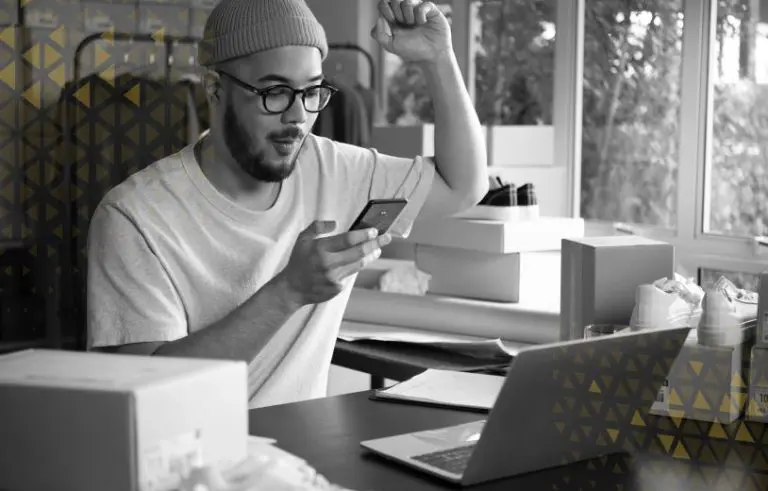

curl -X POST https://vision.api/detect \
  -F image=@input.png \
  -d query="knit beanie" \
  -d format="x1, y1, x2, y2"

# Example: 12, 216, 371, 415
199, 0, 328, 67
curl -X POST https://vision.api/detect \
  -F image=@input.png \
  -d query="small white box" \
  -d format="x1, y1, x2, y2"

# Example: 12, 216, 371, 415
650, 331, 751, 423
756, 271, 768, 348
0, 349, 248, 491
747, 346, 768, 422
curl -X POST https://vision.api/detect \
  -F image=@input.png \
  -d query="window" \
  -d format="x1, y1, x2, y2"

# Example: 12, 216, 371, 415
471, 0, 556, 125
378, 0, 768, 284
381, 1, 452, 125
704, 0, 768, 239
579, 0, 685, 229
569, 0, 768, 286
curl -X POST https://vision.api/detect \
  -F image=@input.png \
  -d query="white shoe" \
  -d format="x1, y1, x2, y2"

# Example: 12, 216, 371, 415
712, 276, 758, 322
629, 275, 703, 330
697, 276, 758, 347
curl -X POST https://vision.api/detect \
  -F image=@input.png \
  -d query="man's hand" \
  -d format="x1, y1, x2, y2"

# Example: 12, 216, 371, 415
371, 0, 452, 63
278, 220, 392, 307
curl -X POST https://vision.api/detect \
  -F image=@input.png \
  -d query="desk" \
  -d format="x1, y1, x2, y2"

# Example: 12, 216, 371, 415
332, 340, 511, 389
249, 391, 768, 491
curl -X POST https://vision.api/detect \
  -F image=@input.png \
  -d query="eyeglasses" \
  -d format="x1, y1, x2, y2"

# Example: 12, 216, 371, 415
218, 71, 337, 114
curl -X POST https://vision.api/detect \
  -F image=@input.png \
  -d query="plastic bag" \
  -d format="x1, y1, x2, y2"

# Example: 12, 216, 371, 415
178, 442, 357, 491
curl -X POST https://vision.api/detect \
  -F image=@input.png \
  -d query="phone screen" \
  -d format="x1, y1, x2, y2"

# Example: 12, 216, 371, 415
350, 199, 408, 235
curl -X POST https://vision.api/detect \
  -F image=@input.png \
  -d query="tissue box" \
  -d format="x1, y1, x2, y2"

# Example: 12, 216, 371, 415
650, 331, 751, 423
560, 236, 674, 340
746, 346, 768, 422
0, 349, 248, 491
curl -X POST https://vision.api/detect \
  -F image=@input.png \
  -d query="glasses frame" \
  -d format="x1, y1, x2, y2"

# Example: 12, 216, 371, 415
217, 71, 337, 114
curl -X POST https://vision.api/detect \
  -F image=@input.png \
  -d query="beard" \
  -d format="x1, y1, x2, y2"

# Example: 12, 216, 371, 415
222, 98, 304, 183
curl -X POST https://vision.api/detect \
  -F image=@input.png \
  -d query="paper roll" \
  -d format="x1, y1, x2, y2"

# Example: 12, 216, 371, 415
344, 288, 559, 345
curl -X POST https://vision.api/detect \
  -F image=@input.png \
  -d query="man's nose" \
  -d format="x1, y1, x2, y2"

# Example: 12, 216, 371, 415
281, 95, 308, 125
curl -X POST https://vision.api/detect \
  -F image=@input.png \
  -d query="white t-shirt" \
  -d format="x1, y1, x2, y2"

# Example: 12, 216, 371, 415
86, 134, 435, 408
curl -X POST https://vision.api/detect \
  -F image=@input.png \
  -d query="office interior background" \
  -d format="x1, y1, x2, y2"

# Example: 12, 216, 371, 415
0, 0, 766, 392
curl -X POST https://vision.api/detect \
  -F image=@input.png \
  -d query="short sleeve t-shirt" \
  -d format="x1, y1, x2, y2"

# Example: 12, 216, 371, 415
86, 134, 435, 408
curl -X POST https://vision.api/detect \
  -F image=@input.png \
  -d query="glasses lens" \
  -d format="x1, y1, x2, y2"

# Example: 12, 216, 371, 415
263, 87, 294, 113
303, 86, 333, 112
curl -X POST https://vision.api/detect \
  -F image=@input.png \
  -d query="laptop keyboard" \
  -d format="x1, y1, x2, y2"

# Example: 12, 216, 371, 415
411, 444, 476, 475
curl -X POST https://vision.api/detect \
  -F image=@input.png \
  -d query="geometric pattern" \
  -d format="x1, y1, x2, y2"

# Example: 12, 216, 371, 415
0, 0, 17, 26
138, 5, 190, 37
649, 336, 751, 424
0, 25, 70, 344
550, 328, 682, 465
548, 330, 768, 489
0, 14, 210, 345
60, 32, 205, 346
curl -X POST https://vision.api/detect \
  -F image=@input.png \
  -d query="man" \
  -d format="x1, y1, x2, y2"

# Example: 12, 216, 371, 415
87, 0, 487, 408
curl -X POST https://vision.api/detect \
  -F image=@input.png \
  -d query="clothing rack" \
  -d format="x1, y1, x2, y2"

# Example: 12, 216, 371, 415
328, 43, 375, 90
73, 32, 202, 85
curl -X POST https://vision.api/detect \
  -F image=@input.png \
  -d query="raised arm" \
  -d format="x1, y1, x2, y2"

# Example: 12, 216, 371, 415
372, 0, 489, 218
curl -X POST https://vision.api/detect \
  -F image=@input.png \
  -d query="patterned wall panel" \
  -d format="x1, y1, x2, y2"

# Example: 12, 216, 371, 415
59, 28, 199, 345
0, 0, 17, 25
137, 4, 189, 37
0, 26, 22, 243
1, 0, 208, 345
0, 24, 73, 343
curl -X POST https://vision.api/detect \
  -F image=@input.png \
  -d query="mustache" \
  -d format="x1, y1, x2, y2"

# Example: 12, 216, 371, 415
269, 127, 304, 140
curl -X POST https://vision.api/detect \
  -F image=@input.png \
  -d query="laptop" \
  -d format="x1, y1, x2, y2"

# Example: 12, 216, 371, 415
360, 326, 691, 486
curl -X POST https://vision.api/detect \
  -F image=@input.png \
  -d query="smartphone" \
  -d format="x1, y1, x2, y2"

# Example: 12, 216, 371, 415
350, 199, 408, 235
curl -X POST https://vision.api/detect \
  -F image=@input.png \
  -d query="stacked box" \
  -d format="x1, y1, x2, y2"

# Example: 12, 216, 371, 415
746, 345, 768, 422
406, 216, 584, 303
756, 271, 768, 348
650, 330, 753, 423
559, 236, 675, 341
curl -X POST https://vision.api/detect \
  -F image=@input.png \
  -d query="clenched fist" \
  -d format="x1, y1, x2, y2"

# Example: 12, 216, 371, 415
278, 220, 392, 307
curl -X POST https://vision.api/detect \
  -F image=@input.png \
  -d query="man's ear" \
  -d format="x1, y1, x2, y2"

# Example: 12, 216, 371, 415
202, 70, 221, 102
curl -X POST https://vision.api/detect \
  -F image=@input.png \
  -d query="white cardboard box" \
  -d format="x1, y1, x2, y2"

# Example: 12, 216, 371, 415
650, 330, 751, 424
401, 216, 583, 302
756, 271, 768, 348
0, 349, 248, 491
747, 346, 768, 422
407, 216, 585, 254
414, 244, 521, 302
560, 236, 675, 340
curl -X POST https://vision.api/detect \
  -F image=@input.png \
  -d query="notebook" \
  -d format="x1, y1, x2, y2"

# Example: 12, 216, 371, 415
371, 369, 505, 412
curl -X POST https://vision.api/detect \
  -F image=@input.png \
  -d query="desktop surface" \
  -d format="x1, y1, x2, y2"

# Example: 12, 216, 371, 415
248, 390, 768, 491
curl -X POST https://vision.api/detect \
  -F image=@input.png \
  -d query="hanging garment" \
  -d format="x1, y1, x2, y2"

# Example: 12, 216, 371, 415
354, 82, 375, 133
312, 78, 370, 147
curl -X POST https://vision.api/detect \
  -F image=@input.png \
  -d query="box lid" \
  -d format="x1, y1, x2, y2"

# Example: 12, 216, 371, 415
0, 349, 241, 392
406, 216, 585, 253
565, 235, 670, 248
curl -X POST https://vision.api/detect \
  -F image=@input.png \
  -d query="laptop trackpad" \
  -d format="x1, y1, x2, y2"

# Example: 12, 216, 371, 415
409, 420, 486, 450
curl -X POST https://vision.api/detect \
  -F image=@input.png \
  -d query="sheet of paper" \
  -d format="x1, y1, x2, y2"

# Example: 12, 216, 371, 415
376, 369, 505, 410
339, 321, 530, 358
